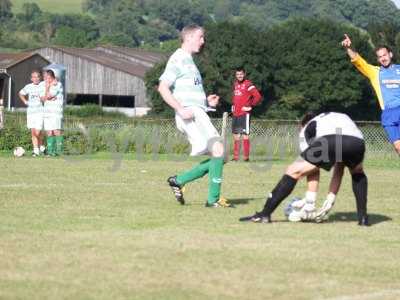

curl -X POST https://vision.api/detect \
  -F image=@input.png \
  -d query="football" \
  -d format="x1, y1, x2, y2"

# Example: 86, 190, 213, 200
13, 146, 25, 157
284, 197, 303, 218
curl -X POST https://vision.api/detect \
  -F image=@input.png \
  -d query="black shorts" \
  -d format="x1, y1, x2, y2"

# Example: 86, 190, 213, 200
300, 135, 365, 171
232, 114, 250, 135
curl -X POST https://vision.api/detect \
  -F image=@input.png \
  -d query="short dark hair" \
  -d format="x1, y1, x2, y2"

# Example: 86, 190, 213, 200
375, 45, 392, 53
235, 66, 245, 73
300, 112, 317, 127
46, 69, 55, 79
31, 70, 41, 76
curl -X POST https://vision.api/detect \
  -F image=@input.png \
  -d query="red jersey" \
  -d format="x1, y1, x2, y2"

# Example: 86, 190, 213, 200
232, 79, 262, 117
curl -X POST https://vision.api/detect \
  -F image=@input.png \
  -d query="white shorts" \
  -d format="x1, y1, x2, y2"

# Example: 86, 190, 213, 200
43, 102, 63, 131
43, 115, 63, 131
27, 111, 44, 130
175, 106, 220, 156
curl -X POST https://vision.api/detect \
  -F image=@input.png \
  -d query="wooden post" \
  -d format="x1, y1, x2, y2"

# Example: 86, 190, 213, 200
98, 94, 103, 107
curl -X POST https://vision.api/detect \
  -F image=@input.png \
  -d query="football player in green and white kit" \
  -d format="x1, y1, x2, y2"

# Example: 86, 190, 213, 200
19, 70, 44, 156
40, 70, 64, 156
158, 24, 233, 208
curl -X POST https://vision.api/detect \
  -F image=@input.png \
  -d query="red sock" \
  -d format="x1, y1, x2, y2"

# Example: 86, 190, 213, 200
243, 139, 250, 160
233, 140, 240, 160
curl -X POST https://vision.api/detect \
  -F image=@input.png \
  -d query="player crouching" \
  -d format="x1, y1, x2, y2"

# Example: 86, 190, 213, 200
240, 112, 369, 226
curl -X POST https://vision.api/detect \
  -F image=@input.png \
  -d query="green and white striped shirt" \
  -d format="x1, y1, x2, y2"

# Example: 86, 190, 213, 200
159, 48, 207, 109
19, 83, 42, 112
39, 81, 64, 116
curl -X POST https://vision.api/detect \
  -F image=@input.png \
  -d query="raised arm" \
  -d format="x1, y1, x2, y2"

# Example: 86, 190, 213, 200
341, 34, 358, 60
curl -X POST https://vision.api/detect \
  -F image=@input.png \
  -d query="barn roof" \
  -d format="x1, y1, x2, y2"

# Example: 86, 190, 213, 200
0, 52, 42, 69
42, 47, 164, 78
95, 46, 167, 64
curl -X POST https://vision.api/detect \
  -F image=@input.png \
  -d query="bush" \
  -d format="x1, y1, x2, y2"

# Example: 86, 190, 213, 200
0, 126, 32, 151
64, 104, 128, 119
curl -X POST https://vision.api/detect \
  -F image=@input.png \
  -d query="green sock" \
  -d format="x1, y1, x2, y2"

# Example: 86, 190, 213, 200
55, 135, 64, 155
47, 136, 56, 155
176, 159, 210, 185
207, 157, 224, 204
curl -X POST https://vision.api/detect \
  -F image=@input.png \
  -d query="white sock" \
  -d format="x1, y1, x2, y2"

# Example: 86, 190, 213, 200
305, 191, 317, 203
33, 147, 40, 155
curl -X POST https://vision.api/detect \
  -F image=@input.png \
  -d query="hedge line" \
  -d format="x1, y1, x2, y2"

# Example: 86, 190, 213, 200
0, 125, 190, 155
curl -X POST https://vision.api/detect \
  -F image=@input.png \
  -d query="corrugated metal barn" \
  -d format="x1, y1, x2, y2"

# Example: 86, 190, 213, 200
0, 53, 50, 110
35, 47, 166, 116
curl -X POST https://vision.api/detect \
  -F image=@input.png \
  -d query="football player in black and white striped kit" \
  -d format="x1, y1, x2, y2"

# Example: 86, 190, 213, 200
240, 112, 369, 226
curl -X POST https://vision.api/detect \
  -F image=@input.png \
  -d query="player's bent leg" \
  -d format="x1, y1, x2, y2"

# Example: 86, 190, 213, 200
287, 171, 320, 222
167, 176, 186, 205
296, 171, 320, 221
350, 163, 369, 226
240, 160, 318, 223
382, 121, 400, 155
170, 159, 211, 205
240, 174, 297, 223
210, 139, 224, 158
393, 140, 400, 155
205, 140, 233, 208
285, 159, 319, 180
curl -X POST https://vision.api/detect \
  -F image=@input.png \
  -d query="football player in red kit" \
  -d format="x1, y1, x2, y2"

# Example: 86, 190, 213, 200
231, 67, 262, 161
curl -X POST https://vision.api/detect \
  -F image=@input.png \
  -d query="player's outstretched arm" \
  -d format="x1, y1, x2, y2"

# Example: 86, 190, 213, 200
315, 163, 344, 222
158, 81, 193, 119
341, 34, 358, 60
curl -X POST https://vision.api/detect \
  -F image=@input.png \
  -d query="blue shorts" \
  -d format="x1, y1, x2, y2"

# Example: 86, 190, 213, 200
382, 106, 400, 143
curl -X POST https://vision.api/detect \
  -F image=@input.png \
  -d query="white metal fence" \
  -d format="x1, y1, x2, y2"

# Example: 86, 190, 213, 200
4, 113, 396, 159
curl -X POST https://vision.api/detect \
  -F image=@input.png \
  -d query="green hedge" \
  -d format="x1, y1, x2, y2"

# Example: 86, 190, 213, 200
64, 104, 129, 119
0, 125, 190, 155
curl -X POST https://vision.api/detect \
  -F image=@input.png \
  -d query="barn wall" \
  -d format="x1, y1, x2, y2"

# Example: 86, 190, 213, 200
36, 48, 148, 107
8, 55, 50, 108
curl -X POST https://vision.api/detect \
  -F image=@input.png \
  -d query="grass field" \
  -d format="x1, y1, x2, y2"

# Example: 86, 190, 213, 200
12, 0, 84, 14
1, 154, 400, 299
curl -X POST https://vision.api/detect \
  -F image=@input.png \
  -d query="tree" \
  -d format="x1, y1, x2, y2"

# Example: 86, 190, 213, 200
152, 0, 210, 30
0, 0, 12, 22
367, 22, 400, 61
82, 0, 113, 14
16, 3, 43, 31
263, 18, 378, 120
144, 62, 173, 117
97, 33, 135, 47
52, 26, 89, 47
18, 2, 42, 22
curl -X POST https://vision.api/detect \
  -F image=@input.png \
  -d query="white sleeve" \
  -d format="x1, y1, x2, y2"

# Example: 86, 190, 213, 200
159, 57, 181, 86
19, 85, 29, 96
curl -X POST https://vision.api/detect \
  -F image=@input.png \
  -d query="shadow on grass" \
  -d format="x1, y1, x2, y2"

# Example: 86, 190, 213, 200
328, 212, 392, 226
228, 197, 263, 205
